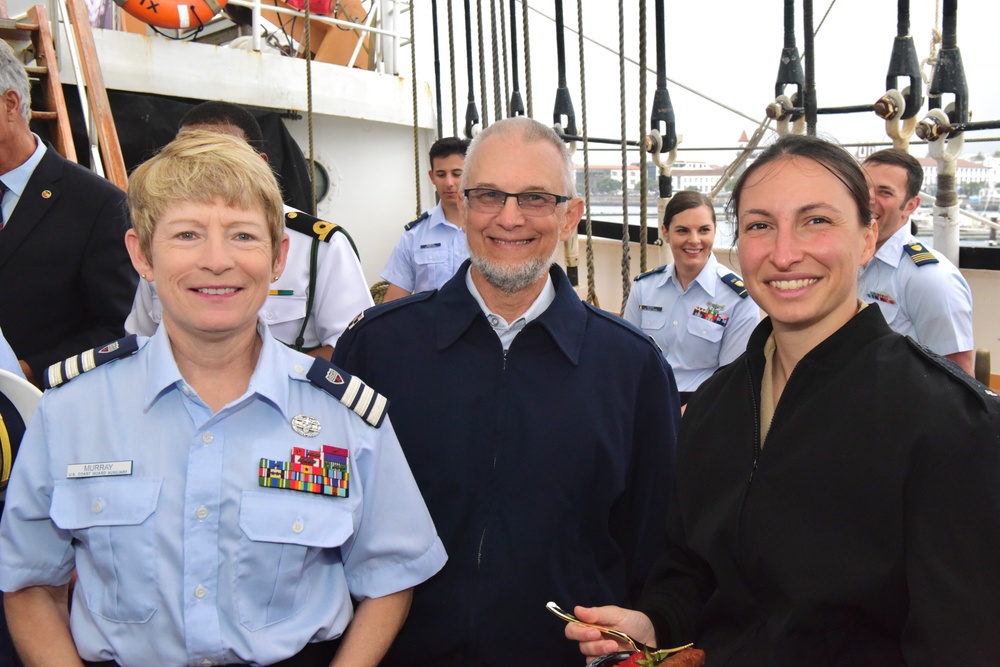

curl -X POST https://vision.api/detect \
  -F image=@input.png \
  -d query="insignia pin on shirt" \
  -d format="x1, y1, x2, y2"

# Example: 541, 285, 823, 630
291, 414, 322, 437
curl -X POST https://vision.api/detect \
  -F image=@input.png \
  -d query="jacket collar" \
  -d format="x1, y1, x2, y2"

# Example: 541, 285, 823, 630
435, 260, 588, 365
746, 305, 895, 383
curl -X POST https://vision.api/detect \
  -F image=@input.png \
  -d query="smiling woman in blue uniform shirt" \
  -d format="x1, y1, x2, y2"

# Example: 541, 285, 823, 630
0, 132, 445, 667
623, 190, 758, 402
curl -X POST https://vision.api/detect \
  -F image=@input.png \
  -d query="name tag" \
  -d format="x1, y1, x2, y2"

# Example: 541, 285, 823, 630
419, 242, 442, 249
639, 305, 663, 312
67, 460, 134, 478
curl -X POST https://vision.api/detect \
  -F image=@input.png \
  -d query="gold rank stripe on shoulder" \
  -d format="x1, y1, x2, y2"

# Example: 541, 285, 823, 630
284, 210, 340, 243
721, 272, 749, 298
44, 336, 139, 390
305, 360, 389, 428
903, 243, 939, 266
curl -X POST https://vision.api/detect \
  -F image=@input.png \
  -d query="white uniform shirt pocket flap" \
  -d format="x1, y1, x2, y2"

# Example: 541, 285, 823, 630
262, 294, 308, 326
239, 490, 354, 548
51, 477, 162, 529
687, 313, 726, 343
414, 247, 447, 265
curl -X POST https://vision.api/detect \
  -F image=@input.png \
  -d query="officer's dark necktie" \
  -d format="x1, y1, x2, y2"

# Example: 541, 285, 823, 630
0, 180, 7, 230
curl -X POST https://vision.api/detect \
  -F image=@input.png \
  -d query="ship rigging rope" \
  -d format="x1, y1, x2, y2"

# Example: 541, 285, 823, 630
410, 0, 421, 214
637, 0, 648, 277
462, 0, 480, 137
499, 0, 510, 116
920, 0, 942, 85
575, 0, 596, 306
522, 0, 533, 117
508, 0, 525, 116
304, 0, 316, 214
476, 0, 489, 126
447, 0, 458, 135
525, 4, 760, 128
431, 0, 443, 138
489, 0, 502, 119
617, 0, 631, 307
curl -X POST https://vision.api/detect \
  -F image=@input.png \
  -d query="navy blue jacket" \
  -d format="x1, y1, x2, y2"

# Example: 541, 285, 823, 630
334, 262, 680, 666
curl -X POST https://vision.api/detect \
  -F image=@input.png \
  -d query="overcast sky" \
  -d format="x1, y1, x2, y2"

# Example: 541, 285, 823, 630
413, 0, 1000, 166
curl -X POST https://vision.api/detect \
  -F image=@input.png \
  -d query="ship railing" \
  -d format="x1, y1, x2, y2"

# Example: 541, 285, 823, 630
224, 0, 411, 75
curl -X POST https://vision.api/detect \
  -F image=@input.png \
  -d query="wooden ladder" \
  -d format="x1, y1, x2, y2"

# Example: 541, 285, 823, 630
0, 0, 127, 190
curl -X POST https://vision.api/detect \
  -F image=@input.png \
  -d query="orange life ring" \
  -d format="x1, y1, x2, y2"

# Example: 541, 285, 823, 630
114, 0, 226, 30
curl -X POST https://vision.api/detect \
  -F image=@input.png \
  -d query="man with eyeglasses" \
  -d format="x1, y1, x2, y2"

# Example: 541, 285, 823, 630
333, 117, 680, 666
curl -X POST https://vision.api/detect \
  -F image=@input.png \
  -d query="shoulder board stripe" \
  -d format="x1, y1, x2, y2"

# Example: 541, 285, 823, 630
904, 243, 939, 266
721, 272, 749, 298
634, 265, 667, 282
44, 335, 139, 390
404, 211, 431, 231
306, 360, 388, 428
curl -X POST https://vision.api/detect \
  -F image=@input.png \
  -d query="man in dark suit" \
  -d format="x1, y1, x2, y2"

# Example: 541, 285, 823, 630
0, 41, 136, 387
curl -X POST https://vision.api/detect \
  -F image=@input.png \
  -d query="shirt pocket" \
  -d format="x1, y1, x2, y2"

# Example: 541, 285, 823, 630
50, 477, 162, 623
413, 246, 449, 291
639, 306, 668, 332
261, 294, 308, 327
236, 490, 355, 630
680, 313, 726, 367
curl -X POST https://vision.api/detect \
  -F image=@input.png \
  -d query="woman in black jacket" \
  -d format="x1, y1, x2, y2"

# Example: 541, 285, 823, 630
565, 135, 1000, 667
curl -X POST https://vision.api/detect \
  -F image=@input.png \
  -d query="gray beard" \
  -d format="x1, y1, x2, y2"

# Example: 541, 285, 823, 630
469, 245, 557, 294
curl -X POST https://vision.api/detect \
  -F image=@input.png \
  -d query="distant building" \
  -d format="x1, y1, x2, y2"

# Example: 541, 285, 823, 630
576, 160, 726, 195
916, 156, 990, 194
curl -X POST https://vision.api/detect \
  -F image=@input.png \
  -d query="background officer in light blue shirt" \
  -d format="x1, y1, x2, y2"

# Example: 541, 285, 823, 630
0, 132, 444, 667
861, 148, 974, 375
623, 191, 759, 401
381, 137, 470, 302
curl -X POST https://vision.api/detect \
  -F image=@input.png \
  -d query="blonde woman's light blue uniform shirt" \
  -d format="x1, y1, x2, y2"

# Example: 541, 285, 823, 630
380, 203, 468, 293
0, 321, 446, 667
623, 254, 759, 393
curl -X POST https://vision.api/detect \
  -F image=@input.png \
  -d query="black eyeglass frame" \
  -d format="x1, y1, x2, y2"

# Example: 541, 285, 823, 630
464, 188, 571, 215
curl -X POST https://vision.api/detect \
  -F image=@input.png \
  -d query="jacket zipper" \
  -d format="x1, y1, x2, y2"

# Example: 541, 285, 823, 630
746, 360, 761, 484
477, 347, 508, 570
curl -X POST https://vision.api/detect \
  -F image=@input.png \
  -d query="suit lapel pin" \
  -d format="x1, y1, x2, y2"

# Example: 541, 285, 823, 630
41, 190, 52, 199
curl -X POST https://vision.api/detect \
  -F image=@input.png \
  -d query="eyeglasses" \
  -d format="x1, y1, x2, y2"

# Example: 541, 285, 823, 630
464, 188, 570, 217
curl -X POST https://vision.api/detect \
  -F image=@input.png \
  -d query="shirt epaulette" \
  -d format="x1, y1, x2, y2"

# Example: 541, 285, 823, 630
720, 272, 749, 298
634, 265, 667, 282
284, 210, 360, 258
404, 211, 431, 231
306, 358, 389, 428
903, 337, 997, 410
44, 335, 139, 390
903, 242, 939, 266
